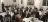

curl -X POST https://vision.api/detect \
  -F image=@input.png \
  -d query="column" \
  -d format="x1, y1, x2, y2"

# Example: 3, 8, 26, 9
0, 0, 2, 12
16, 0, 21, 8
23, 0, 27, 8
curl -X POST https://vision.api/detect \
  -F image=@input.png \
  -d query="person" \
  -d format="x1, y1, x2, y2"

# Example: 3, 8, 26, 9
25, 7, 28, 11
42, 11, 48, 22
4, 13, 11, 22
29, 8, 32, 12
39, 8, 45, 20
33, 8, 39, 18
12, 10, 18, 22
27, 12, 31, 18
2, 2, 6, 12
0, 15, 3, 22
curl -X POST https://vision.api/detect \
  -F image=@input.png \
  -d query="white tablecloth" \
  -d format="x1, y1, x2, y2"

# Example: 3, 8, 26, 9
23, 17, 43, 22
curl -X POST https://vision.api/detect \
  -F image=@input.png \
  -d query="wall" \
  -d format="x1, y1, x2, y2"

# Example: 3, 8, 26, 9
2, 0, 43, 8
3, 0, 22, 8
3, 0, 14, 6
34, 0, 43, 9
16, 0, 22, 8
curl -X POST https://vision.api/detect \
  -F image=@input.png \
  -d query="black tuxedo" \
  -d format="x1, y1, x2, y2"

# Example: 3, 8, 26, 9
4, 14, 11, 22
0, 15, 3, 22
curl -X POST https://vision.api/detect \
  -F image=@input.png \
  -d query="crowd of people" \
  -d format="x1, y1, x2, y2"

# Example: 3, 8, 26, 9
1, 2, 48, 22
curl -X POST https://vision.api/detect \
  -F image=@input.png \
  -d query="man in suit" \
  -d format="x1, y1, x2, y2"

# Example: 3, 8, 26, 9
4, 13, 11, 22
0, 15, 3, 22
